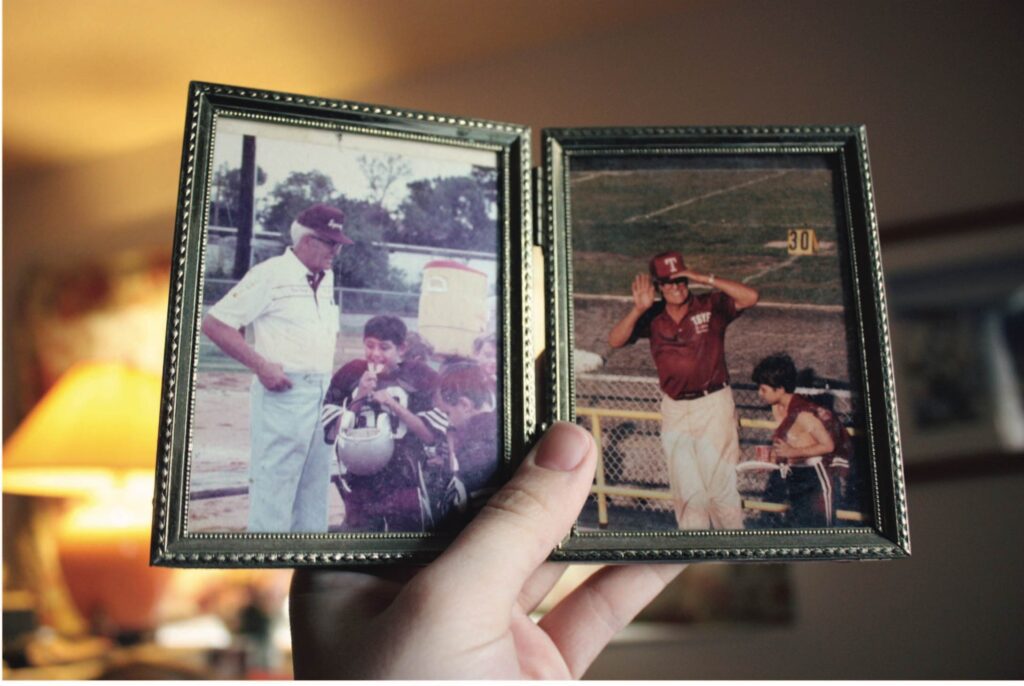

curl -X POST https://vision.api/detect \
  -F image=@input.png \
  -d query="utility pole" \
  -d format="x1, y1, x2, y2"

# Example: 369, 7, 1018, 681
232, 135, 257, 279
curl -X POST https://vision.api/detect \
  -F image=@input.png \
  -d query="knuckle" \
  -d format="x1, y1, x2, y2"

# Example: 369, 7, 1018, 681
481, 482, 551, 530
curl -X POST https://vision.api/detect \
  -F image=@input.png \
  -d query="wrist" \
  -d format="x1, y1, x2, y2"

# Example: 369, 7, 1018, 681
706, 273, 716, 288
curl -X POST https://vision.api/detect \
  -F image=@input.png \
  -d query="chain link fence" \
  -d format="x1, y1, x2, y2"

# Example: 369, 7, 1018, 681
575, 373, 860, 527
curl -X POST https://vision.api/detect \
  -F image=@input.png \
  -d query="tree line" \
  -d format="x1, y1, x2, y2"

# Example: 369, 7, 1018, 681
209, 158, 499, 293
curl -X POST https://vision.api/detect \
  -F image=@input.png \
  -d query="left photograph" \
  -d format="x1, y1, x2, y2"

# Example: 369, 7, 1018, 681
192, 118, 501, 535
154, 84, 532, 564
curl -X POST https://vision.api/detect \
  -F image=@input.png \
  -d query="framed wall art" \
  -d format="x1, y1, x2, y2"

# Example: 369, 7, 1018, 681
883, 219, 1024, 466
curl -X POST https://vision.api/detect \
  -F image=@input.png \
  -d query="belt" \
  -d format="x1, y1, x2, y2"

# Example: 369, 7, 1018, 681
672, 382, 728, 401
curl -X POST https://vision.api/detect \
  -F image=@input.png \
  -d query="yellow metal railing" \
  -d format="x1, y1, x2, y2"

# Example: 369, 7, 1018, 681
577, 406, 867, 527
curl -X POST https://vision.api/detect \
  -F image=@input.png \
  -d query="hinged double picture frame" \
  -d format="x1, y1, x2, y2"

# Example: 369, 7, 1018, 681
151, 83, 909, 567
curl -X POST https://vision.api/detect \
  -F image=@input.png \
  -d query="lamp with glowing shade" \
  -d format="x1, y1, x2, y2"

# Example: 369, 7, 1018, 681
3, 361, 170, 635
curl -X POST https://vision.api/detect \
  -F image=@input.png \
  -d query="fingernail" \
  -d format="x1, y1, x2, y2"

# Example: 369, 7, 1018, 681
534, 422, 591, 471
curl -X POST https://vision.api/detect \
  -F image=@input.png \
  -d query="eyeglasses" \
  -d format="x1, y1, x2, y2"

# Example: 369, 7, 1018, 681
658, 276, 689, 287
311, 235, 343, 252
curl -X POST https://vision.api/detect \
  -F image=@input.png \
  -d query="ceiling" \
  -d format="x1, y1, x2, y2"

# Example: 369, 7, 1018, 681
3, 0, 685, 168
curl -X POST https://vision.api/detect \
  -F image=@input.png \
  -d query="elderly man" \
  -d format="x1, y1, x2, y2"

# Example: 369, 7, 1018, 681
608, 250, 758, 530
203, 204, 352, 533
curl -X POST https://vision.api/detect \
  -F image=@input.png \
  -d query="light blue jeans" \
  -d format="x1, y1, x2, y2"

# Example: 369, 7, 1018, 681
248, 373, 331, 533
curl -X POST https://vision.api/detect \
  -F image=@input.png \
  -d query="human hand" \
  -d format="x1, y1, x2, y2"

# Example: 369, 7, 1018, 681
256, 360, 292, 392
356, 369, 377, 397
772, 439, 793, 461
289, 422, 684, 679
371, 389, 395, 408
631, 274, 656, 312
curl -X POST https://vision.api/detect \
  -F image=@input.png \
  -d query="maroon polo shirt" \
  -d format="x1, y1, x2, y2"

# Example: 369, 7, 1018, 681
627, 292, 741, 398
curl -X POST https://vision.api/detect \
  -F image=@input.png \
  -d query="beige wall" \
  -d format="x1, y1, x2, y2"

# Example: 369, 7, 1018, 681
589, 472, 1024, 679
357, 0, 1024, 223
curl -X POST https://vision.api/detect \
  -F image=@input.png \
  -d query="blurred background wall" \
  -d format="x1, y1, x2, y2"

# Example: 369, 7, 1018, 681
4, 0, 1023, 678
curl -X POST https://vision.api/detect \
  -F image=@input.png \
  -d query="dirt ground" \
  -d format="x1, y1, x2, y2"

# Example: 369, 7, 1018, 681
187, 371, 346, 533
187, 331, 371, 533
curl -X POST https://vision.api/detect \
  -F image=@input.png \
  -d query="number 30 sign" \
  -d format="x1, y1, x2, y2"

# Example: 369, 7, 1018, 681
787, 228, 819, 255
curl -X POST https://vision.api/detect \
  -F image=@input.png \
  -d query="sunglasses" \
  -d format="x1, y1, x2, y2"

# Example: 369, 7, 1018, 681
311, 235, 343, 251
657, 276, 689, 286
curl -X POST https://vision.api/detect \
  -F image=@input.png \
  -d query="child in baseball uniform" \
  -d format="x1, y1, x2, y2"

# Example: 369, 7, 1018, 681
752, 353, 852, 527
322, 315, 438, 532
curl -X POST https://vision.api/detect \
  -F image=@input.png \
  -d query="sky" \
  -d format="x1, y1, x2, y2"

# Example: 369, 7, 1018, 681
213, 116, 497, 212
212, 116, 500, 290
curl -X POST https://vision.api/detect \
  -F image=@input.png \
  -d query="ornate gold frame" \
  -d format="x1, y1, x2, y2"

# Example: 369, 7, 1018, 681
151, 83, 534, 566
542, 126, 910, 561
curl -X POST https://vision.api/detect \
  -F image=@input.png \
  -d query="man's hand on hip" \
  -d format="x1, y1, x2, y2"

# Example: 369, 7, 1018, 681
257, 360, 293, 391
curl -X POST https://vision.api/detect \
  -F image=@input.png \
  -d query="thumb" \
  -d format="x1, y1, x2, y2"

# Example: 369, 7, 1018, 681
417, 422, 595, 613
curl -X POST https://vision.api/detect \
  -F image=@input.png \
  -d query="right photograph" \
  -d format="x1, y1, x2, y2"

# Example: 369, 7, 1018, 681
564, 147, 872, 533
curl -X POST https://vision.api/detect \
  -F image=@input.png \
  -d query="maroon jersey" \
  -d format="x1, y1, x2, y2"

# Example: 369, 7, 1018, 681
628, 292, 741, 398
324, 358, 439, 532
451, 410, 499, 495
772, 394, 852, 470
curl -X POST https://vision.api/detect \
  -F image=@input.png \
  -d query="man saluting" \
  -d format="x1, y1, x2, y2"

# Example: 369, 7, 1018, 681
608, 251, 758, 530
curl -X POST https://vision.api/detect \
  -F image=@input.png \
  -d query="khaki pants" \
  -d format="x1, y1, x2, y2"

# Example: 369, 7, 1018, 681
660, 387, 743, 530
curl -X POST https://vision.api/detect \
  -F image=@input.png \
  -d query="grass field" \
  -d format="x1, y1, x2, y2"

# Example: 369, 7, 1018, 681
569, 168, 846, 305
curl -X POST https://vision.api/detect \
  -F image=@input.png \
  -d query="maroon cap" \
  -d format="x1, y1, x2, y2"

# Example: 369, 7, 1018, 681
649, 251, 687, 282
294, 204, 354, 245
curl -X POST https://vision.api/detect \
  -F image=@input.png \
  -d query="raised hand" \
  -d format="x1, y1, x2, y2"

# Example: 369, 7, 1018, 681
356, 369, 378, 398
631, 273, 656, 312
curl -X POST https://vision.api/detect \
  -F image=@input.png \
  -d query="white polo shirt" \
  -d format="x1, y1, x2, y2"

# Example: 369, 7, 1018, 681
207, 248, 339, 374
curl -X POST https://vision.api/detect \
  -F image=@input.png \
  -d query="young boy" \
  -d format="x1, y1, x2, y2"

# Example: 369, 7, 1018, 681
415, 361, 500, 528
752, 353, 852, 527
436, 361, 499, 501
322, 315, 438, 532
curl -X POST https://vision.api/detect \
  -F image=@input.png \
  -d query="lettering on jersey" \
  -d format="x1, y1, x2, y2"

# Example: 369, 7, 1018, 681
689, 311, 711, 334
381, 385, 410, 439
